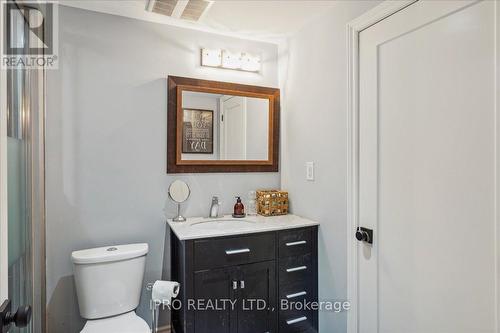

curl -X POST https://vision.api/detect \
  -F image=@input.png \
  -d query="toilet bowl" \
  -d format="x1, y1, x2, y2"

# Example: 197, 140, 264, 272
72, 243, 149, 333
80, 311, 150, 333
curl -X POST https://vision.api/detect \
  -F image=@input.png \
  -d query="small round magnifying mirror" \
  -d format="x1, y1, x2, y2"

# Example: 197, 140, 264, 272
168, 180, 190, 222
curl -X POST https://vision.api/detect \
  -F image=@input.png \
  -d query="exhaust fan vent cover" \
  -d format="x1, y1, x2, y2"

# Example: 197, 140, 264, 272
181, 0, 210, 21
147, 0, 212, 22
150, 0, 178, 17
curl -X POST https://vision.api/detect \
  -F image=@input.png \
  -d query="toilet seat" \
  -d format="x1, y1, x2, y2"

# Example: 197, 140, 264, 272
80, 311, 150, 333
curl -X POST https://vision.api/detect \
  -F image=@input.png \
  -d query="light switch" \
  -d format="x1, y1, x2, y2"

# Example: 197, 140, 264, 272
306, 162, 314, 181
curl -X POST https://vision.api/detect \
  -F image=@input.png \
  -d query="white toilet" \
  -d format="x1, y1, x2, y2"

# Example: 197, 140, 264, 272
71, 243, 150, 333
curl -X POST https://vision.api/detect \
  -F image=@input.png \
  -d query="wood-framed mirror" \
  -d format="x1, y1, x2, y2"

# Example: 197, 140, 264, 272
167, 76, 280, 173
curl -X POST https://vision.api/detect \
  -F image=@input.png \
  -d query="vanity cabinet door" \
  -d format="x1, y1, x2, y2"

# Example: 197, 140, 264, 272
236, 261, 276, 333
194, 268, 237, 333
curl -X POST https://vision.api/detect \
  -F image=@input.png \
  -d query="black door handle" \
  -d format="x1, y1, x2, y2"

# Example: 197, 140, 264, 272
355, 227, 373, 244
0, 300, 32, 333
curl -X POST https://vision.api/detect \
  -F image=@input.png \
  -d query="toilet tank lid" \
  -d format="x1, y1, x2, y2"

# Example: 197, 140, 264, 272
72, 243, 148, 264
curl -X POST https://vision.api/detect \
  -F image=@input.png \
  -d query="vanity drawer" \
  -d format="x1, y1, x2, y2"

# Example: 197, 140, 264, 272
193, 233, 276, 271
278, 254, 313, 286
278, 228, 313, 258
279, 310, 315, 333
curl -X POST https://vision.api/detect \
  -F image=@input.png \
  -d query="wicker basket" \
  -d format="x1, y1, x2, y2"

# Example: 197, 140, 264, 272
256, 190, 289, 216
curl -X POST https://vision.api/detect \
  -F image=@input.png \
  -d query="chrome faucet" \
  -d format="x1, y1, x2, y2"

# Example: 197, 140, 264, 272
209, 196, 220, 218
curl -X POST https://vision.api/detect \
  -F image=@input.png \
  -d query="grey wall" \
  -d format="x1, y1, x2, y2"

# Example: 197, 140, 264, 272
279, 1, 380, 332
46, 6, 279, 332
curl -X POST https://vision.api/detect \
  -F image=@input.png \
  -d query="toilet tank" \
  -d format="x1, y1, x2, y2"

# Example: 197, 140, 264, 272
72, 243, 148, 319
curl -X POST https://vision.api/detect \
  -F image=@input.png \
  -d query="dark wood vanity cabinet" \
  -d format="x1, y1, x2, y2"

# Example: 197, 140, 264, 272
170, 226, 318, 333
192, 262, 275, 333
276, 228, 318, 332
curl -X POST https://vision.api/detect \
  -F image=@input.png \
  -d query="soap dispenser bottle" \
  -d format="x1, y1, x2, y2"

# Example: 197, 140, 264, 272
233, 196, 246, 218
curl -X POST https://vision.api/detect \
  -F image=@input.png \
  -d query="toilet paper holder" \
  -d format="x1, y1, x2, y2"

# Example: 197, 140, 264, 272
151, 280, 180, 333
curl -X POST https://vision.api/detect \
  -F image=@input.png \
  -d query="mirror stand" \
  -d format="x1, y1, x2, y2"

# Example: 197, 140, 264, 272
173, 203, 186, 222
168, 180, 190, 222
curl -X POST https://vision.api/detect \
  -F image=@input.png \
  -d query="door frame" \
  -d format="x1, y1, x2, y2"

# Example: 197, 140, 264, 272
346, 1, 500, 332
0, 0, 8, 304
346, 3, 416, 330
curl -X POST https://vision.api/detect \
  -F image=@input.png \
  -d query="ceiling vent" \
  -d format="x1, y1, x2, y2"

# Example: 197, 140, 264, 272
146, 0, 213, 22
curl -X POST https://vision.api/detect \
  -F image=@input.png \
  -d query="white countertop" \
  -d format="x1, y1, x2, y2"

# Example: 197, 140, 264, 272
167, 214, 320, 240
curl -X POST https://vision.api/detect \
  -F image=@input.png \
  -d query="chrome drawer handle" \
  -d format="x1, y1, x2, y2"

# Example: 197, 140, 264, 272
286, 316, 307, 325
286, 240, 307, 247
286, 291, 307, 299
286, 266, 307, 273
225, 248, 250, 255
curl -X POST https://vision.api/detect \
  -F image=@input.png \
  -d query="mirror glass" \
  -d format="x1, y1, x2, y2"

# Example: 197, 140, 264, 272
168, 180, 190, 203
181, 91, 269, 161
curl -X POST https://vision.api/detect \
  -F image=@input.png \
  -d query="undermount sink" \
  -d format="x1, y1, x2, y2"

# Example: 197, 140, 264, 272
190, 219, 255, 230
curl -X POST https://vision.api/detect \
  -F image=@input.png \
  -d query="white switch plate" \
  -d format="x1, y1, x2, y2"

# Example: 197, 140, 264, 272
306, 162, 314, 181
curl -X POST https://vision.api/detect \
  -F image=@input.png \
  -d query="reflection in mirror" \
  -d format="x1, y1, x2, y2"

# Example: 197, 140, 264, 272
181, 91, 269, 161
168, 180, 190, 222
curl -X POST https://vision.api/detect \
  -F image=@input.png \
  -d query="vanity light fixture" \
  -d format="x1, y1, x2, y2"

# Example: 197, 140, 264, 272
241, 53, 261, 72
200, 48, 222, 67
200, 48, 261, 72
221, 50, 242, 69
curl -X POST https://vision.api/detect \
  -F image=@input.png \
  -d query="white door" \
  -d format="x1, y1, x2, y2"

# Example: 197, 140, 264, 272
357, 1, 498, 332
221, 96, 247, 160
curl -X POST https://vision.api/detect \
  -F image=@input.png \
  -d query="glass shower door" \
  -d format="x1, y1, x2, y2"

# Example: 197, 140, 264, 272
2, 3, 46, 332
7, 66, 33, 333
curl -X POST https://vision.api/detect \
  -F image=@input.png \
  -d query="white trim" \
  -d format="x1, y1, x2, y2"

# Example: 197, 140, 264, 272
495, 1, 500, 331
346, 2, 416, 333
0, 0, 7, 303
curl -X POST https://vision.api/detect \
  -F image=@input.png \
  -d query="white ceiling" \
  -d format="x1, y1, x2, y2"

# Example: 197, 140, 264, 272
58, 0, 338, 43
202, 1, 337, 40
